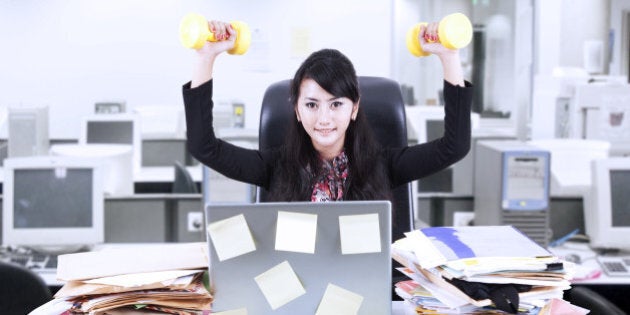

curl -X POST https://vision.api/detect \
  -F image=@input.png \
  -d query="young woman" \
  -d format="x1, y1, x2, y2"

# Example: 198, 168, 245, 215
183, 20, 473, 204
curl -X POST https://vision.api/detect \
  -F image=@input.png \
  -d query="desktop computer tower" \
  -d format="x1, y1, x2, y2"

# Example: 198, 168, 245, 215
473, 140, 551, 246
452, 132, 516, 195
8, 106, 49, 158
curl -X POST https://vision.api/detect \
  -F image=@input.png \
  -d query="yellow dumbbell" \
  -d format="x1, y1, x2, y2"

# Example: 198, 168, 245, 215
179, 13, 251, 55
406, 13, 472, 57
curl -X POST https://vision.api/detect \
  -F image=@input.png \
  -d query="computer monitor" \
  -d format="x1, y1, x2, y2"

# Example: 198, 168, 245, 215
80, 114, 141, 172
50, 144, 134, 196
7, 106, 49, 158
95, 100, 126, 114
584, 157, 630, 251
529, 139, 610, 197
405, 105, 445, 144
405, 105, 481, 193
2, 156, 105, 252
405, 105, 481, 144
132, 105, 186, 139
568, 84, 630, 155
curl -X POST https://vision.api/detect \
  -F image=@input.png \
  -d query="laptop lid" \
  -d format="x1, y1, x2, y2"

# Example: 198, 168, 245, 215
204, 201, 392, 315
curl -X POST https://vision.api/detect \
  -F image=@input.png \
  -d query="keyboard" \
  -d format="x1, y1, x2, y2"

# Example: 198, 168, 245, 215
2, 252, 58, 272
597, 255, 630, 277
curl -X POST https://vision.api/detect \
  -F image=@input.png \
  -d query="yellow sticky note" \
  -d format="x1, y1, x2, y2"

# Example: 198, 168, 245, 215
254, 261, 306, 310
339, 213, 381, 254
291, 27, 310, 57
207, 214, 256, 261
213, 308, 248, 315
275, 211, 318, 253
315, 283, 363, 315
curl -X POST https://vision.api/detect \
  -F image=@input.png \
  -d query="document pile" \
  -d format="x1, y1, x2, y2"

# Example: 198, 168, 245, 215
29, 243, 212, 315
392, 226, 587, 314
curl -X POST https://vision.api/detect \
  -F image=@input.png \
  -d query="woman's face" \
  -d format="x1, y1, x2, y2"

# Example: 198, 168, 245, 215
295, 78, 358, 160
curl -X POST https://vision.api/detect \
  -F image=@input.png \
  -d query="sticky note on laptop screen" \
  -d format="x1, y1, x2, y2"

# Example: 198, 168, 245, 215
339, 213, 381, 254
207, 214, 256, 261
275, 211, 318, 253
254, 260, 306, 310
315, 283, 363, 315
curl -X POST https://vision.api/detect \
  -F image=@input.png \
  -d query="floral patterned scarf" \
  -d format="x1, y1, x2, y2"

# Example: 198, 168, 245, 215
311, 150, 349, 202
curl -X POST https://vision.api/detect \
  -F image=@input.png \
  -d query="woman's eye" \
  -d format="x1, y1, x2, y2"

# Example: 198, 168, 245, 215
305, 102, 317, 109
331, 101, 343, 108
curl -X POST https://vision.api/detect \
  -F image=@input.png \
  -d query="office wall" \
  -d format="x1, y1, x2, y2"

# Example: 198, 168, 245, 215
535, 0, 611, 75
0, 0, 393, 139
609, 0, 630, 77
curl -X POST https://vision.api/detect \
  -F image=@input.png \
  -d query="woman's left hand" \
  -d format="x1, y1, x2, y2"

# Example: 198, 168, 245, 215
418, 22, 459, 58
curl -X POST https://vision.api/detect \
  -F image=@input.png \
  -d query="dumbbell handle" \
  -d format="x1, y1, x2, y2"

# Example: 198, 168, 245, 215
179, 13, 251, 55
406, 13, 472, 57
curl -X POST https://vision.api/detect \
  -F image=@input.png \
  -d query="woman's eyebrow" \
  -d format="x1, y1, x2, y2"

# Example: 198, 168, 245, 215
303, 96, 342, 102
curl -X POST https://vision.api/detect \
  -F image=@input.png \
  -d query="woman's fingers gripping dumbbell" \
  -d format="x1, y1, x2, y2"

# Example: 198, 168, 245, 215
417, 22, 446, 55
422, 22, 439, 43
208, 20, 236, 42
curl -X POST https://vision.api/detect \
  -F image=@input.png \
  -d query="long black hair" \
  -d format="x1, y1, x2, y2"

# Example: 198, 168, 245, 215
267, 49, 392, 202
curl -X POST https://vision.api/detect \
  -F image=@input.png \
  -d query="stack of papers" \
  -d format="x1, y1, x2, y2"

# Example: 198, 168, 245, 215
29, 243, 212, 315
392, 226, 588, 314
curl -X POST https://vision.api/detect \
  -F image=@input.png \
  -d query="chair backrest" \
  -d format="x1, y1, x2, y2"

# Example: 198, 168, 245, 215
0, 261, 52, 314
258, 76, 414, 241
565, 286, 626, 315
173, 160, 199, 193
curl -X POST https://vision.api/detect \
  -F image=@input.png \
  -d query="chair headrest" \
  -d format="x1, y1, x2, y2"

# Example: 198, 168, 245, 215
259, 76, 407, 150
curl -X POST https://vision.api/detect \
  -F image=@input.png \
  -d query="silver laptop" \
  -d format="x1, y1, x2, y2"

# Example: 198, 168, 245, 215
204, 201, 392, 315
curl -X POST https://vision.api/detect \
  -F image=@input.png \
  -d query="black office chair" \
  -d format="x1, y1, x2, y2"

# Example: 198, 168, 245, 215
173, 160, 199, 193
0, 261, 52, 314
564, 286, 627, 315
258, 76, 414, 242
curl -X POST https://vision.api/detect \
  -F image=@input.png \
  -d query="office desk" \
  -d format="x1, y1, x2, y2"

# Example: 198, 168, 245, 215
27, 242, 416, 315
550, 242, 630, 312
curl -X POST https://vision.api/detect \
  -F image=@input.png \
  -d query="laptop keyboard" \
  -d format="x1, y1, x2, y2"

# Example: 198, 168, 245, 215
597, 256, 630, 277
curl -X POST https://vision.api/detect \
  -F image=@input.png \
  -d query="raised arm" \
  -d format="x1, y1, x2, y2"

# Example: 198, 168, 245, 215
417, 23, 465, 87
191, 21, 237, 88
183, 20, 274, 189
386, 21, 472, 186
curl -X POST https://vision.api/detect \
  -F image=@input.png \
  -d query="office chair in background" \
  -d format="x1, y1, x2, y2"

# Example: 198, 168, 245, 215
173, 160, 199, 193
0, 261, 52, 314
258, 76, 414, 242
564, 286, 627, 315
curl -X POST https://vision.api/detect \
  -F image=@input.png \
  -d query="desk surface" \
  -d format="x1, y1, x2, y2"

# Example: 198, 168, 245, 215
549, 241, 630, 285
21, 241, 630, 314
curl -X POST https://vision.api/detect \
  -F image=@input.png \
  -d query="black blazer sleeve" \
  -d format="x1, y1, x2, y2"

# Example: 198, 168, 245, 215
182, 79, 275, 189
386, 80, 473, 187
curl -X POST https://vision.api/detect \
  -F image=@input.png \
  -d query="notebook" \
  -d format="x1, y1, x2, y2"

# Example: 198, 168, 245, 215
204, 201, 393, 315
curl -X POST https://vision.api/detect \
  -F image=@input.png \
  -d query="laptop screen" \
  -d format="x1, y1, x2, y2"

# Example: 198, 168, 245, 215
205, 201, 392, 314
